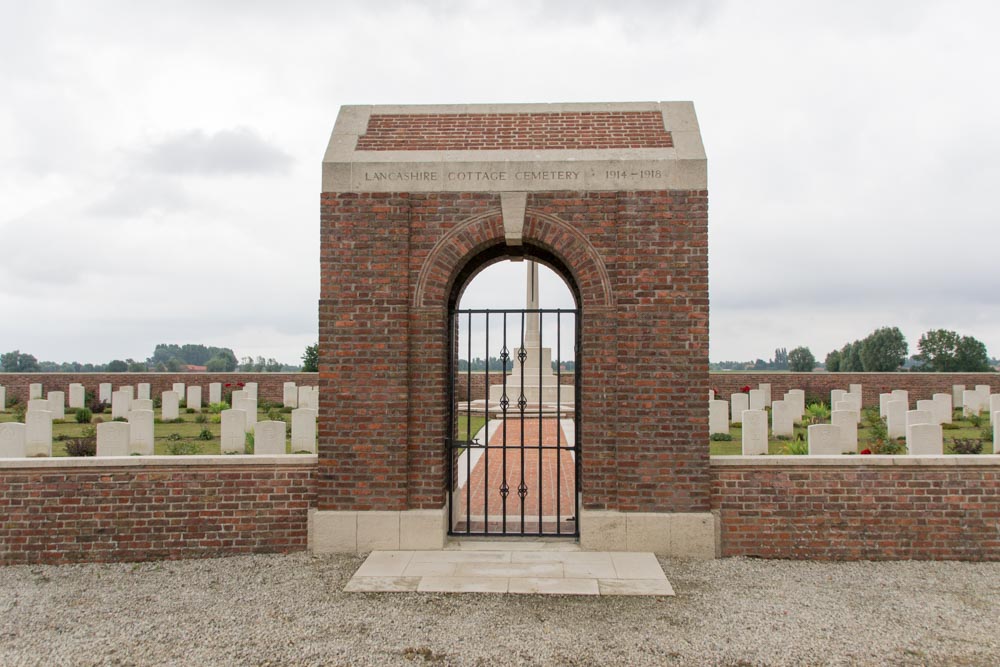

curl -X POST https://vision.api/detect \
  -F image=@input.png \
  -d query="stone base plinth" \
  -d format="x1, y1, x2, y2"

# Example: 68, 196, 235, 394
579, 510, 719, 559
308, 508, 448, 553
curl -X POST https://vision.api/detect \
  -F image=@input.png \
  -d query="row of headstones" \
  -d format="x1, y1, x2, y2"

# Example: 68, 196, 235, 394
711, 382, 997, 456
0, 405, 318, 458
0, 381, 319, 416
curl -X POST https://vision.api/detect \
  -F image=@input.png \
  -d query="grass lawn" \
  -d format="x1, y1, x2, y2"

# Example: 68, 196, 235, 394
456, 415, 487, 442
0, 406, 316, 456
709, 412, 995, 456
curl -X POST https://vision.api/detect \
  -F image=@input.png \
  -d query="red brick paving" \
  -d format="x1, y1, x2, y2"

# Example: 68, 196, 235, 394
454, 417, 576, 534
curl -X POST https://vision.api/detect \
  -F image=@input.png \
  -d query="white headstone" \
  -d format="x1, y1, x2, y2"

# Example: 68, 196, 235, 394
244, 382, 258, 400
808, 424, 842, 455
0, 422, 26, 458
298, 386, 316, 410
708, 389, 715, 400
68, 383, 85, 409
830, 389, 847, 409
891, 389, 909, 410
962, 389, 985, 416
137, 383, 151, 400
230, 390, 247, 406
906, 409, 933, 429
879, 393, 892, 418
849, 383, 863, 398
916, 400, 940, 425
0, 385, 5, 413
907, 423, 943, 456
221, 409, 247, 453
235, 398, 257, 432
741, 410, 768, 456
172, 383, 185, 399
975, 385, 991, 402
283, 382, 298, 409
29, 383, 43, 399
748, 389, 766, 411
120, 386, 134, 402
932, 393, 953, 425
886, 400, 907, 439
291, 408, 317, 454
771, 400, 794, 437
952, 384, 965, 410
25, 411, 53, 457
111, 390, 130, 420
28, 399, 50, 413
842, 392, 862, 422
995, 411, 1000, 454
730, 394, 749, 423
186, 386, 202, 411
990, 395, 1000, 425
709, 400, 729, 435
128, 409, 155, 456
784, 389, 805, 421
96, 421, 130, 457
131, 399, 153, 413
254, 420, 286, 455
161, 391, 180, 421
758, 383, 772, 408
46, 391, 65, 420
209, 382, 222, 405
99, 382, 112, 403
830, 410, 858, 453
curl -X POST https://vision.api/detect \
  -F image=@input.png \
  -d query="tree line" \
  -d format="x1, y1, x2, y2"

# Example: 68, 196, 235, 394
1, 344, 300, 373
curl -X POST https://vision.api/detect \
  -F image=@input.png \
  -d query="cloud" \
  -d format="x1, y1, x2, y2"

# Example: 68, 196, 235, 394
138, 128, 293, 176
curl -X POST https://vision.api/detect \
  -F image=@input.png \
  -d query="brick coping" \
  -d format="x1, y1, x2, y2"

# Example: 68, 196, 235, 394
0, 455, 318, 469
710, 455, 1000, 467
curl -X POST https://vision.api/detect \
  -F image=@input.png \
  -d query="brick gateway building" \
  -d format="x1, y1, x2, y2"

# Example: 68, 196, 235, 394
312, 102, 715, 555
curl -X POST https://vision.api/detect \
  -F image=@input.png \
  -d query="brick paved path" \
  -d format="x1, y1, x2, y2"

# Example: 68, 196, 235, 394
453, 417, 576, 534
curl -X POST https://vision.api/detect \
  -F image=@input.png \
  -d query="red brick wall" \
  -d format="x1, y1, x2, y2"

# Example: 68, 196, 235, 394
0, 372, 318, 405
0, 463, 315, 565
711, 462, 1000, 561
319, 190, 710, 514
355, 112, 673, 151
710, 373, 1000, 407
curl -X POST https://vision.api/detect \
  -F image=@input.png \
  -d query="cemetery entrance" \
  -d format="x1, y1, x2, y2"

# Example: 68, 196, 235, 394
449, 275, 580, 536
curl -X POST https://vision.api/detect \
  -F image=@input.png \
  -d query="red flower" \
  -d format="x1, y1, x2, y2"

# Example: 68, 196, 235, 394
740, 385, 751, 393
860, 449, 872, 455
225, 383, 232, 387
237, 382, 245, 387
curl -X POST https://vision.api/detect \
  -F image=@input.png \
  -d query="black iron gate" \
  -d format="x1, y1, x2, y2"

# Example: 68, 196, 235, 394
448, 308, 580, 537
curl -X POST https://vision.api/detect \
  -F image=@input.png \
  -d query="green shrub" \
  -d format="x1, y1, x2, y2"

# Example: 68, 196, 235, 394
280, 406, 293, 414
950, 438, 983, 455
266, 407, 286, 422
54, 433, 70, 441
783, 440, 809, 455
185, 407, 196, 414
967, 413, 984, 427
709, 432, 733, 441
11, 404, 26, 423
804, 403, 830, 424
194, 413, 208, 424
942, 422, 961, 430
210, 414, 222, 424
112, 416, 128, 423
152, 397, 162, 409
208, 402, 229, 414
166, 432, 182, 441
167, 440, 201, 456
244, 431, 255, 454
74, 408, 92, 424
197, 427, 214, 441
65, 437, 96, 457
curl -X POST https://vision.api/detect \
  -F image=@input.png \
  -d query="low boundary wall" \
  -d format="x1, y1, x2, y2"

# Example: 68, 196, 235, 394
0, 456, 316, 565
711, 456, 1000, 561
0, 372, 319, 405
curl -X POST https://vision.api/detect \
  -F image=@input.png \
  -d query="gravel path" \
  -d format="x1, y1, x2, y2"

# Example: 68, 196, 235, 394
1, 552, 998, 666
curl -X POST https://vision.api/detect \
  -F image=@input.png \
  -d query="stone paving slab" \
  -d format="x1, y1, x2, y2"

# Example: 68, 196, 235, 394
345, 544, 674, 596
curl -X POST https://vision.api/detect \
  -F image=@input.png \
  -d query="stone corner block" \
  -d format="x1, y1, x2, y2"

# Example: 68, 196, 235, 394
579, 510, 627, 551
399, 508, 447, 550
356, 511, 401, 552
308, 509, 357, 554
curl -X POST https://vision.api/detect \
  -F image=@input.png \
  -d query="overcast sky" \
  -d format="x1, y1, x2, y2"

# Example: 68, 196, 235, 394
2, 1, 998, 366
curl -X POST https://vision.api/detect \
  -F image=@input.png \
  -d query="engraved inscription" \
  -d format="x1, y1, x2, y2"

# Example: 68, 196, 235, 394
364, 170, 439, 182
605, 169, 662, 179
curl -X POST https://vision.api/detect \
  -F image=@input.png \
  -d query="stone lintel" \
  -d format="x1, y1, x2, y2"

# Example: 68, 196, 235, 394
309, 508, 448, 553
579, 510, 719, 559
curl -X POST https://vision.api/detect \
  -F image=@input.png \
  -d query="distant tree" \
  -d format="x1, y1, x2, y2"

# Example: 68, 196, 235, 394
839, 341, 864, 372
166, 356, 185, 372
914, 329, 993, 372
773, 347, 789, 370
788, 347, 816, 372
859, 327, 908, 371
1, 350, 40, 372
302, 343, 319, 372
264, 358, 283, 372
127, 359, 148, 372
825, 350, 841, 372
106, 359, 128, 372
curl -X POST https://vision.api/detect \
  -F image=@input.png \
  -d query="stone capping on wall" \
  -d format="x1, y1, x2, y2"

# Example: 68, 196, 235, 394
0, 455, 318, 469
710, 455, 1000, 467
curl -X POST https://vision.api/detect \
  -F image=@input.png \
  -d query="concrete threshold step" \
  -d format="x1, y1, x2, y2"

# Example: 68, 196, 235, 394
344, 548, 674, 596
